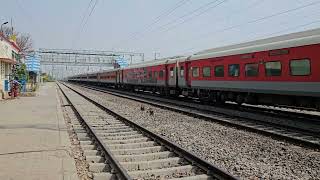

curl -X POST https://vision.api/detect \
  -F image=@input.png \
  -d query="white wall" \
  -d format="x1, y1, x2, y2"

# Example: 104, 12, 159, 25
0, 37, 18, 93
0, 39, 13, 59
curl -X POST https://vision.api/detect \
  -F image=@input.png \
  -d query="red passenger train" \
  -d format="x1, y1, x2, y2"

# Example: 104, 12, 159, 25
69, 28, 320, 109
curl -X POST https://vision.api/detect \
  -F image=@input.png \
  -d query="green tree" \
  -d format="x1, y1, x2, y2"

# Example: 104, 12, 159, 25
42, 73, 54, 82
16, 63, 28, 81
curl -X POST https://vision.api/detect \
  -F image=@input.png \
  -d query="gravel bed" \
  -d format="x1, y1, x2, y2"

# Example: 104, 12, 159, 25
70, 84, 320, 179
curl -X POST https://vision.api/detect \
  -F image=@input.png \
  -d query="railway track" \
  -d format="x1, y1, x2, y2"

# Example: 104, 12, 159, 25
58, 82, 237, 180
69, 82, 320, 149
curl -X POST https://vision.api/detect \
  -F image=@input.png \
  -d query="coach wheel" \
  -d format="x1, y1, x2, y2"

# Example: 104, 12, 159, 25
316, 101, 320, 111
152, 88, 156, 94
220, 93, 227, 103
236, 94, 244, 105
298, 98, 310, 107
211, 93, 218, 104
244, 94, 256, 104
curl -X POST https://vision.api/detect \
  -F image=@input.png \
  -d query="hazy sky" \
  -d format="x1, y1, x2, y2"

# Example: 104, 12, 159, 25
1, 0, 320, 60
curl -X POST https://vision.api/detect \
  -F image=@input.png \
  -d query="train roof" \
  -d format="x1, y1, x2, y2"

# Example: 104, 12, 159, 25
123, 56, 187, 69
96, 68, 119, 74
69, 28, 320, 79
190, 28, 320, 61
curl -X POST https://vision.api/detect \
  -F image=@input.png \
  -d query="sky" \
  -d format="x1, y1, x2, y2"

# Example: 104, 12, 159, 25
1, 0, 320, 60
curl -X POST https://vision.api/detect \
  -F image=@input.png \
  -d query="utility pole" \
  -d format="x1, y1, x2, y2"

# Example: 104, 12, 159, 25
129, 54, 134, 65
37, 49, 143, 78
154, 52, 160, 60
0, 21, 8, 33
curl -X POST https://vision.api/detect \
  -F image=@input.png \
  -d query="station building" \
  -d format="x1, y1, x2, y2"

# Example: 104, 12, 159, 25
0, 33, 20, 99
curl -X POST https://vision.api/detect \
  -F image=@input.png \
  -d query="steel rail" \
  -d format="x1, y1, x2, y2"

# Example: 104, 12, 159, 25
57, 83, 132, 180
70, 82, 320, 149
61, 82, 238, 180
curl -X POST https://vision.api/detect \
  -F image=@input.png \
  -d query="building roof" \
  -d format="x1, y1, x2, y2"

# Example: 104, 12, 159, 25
0, 33, 20, 52
0, 58, 17, 64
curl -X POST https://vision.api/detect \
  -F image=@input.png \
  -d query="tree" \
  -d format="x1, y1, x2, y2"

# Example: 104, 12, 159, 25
1, 26, 33, 54
16, 63, 28, 80
1, 26, 14, 37
1, 26, 15, 39
41, 73, 54, 82
16, 33, 33, 54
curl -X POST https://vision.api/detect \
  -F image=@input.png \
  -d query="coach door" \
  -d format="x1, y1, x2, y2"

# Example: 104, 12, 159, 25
185, 61, 192, 87
121, 70, 123, 84
175, 63, 178, 88
116, 71, 120, 84
165, 64, 169, 87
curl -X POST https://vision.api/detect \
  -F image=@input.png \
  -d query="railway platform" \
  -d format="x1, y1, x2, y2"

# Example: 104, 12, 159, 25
0, 82, 78, 180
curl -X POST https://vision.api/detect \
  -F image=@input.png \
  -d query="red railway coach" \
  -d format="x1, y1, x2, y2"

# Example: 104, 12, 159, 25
182, 28, 320, 108
68, 28, 320, 109
121, 57, 183, 94
99, 69, 118, 85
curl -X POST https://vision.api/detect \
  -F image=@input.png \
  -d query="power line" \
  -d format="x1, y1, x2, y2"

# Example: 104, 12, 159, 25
182, 19, 320, 55
79, 0, 94, 32
131, 0, 190, 37
71, 0, 94, 48
179, 0, 320, 53
113, 0, 190, 48
230, 11, 320, 45
200, 0, 320, 39
148, 0, 263, 53
180, 0, 265, 34
124, 0, 223, 45
157, 0, 228, 34
72, 0, 98, 48
82, 0, 98, 31
151, 0, 220, 32
251, 20, 320, 41
14, 0, 36, 27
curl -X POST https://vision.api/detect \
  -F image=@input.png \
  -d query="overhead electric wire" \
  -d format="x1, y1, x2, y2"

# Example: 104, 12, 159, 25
156, 0, 228, 34
147, 0, 220, 32
252, 19, 320, 41
115, 0, 223, 49
199, 0, 320, 39
128, 0, 190, 39
237, 9, 320, 44
14, 0, 36, 27
72, 0, 98, 48
180, 0, 320, 53
71, 0, 94, 47
184, 0, 265, 34
185, 20, 320, 55
149, 0, 264, 54
79, 0, 94, 32
113, 0, 190, 48
81, 0, 98, 32
123, 0, 224, 45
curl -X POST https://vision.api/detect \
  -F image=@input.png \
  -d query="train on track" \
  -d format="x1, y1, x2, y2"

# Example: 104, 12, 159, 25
68, 28, 320, 110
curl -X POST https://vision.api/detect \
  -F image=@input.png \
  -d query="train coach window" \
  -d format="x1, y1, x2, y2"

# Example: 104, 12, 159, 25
192, 67, 199, 77
228, 64, 240, 77
159, 70, 164, 78
180, 66, 184, 77
290, 59, 310, 76
245, 63, 259, 77
265, 61, 281, 76
203, 66, 211, 77
154, 71, 158, 78
170, 67, 174, 78
214, 65, 224, 77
